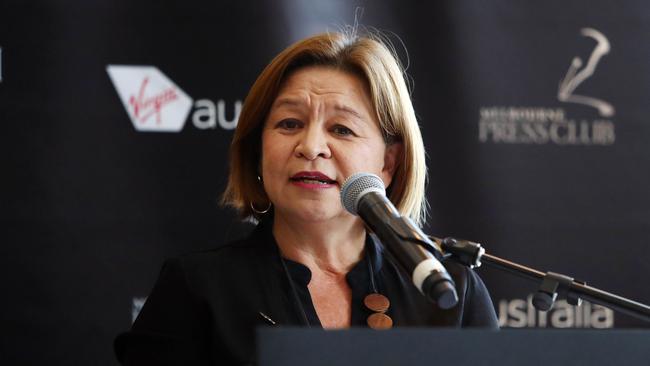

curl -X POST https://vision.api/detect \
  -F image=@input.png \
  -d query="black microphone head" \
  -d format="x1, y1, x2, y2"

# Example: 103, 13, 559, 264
340, 173, 385, 215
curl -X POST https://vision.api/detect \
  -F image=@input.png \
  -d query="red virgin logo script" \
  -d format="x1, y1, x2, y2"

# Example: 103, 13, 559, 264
128, 77, 179, 124
107, 65, 193, 132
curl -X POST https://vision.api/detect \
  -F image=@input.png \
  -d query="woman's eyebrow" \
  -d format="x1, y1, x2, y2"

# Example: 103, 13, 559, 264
333, 105, 365, 121
272, 97, 304, 110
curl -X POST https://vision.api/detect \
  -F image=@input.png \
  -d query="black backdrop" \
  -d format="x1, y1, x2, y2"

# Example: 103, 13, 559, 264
2, 1, 649, 365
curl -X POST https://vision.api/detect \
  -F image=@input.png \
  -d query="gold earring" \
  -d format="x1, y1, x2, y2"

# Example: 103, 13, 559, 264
250, 201, 272, 214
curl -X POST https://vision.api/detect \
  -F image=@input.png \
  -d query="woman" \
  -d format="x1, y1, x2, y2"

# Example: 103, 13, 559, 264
115, 30, 498, 365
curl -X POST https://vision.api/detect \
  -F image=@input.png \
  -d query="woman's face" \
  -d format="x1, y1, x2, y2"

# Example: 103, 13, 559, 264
261, 66, 400, 224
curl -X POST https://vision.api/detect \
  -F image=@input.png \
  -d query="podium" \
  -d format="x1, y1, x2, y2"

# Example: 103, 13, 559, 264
257, 328, 650, 366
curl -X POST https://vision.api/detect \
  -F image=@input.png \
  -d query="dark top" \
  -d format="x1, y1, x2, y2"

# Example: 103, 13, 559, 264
114, 219, 498, 365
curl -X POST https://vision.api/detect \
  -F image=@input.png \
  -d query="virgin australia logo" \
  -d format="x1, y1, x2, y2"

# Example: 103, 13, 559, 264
107, 65, 193, 132
557, 28, 614, 117
107, 65, 242, 132
479, 27, 616, 146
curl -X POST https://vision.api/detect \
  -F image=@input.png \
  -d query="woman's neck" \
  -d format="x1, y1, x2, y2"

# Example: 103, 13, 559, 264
272, 214, 366, 275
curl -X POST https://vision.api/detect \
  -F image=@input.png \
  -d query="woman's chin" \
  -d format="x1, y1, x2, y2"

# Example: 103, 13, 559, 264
276, 205, 347, 224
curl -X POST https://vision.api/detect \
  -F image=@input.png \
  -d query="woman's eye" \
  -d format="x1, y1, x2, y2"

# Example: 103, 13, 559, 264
333, 125, 354, 136
277, 119, 301, 130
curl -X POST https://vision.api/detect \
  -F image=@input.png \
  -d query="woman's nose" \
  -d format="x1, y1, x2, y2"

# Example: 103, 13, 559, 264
294, 126, 331, 160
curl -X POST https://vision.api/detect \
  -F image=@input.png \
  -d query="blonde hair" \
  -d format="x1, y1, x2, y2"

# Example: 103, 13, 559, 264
222, 31, 428, 226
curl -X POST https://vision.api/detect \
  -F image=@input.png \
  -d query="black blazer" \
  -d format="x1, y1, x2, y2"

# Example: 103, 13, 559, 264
115, 219, 498, 365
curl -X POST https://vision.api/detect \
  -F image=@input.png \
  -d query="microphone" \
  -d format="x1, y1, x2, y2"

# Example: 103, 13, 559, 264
340, 173, 459, 309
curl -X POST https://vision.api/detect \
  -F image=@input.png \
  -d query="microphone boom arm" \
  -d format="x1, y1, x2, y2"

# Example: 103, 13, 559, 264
433, 236, 650, 323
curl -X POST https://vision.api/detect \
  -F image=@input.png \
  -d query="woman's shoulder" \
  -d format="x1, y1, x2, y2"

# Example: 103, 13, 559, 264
440, 259, 490, 297
164, 223, 276, 285
175, 232, 269, 270
441, 259, 499, 327
441, 259, 475, 283
178, 235, 260, 264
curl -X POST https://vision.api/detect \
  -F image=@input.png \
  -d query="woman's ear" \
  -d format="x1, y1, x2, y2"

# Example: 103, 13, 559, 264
381, 142, 403, 188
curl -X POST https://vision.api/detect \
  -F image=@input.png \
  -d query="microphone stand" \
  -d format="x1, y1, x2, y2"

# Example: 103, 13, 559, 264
427, 236, 650, 323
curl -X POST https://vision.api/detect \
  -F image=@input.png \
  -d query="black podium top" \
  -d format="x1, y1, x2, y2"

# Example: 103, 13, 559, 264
258, 328, 650, 366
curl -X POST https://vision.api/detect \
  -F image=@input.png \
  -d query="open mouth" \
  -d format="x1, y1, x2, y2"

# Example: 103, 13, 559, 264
290, 177, 336, 185
290, 172, 337, 185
